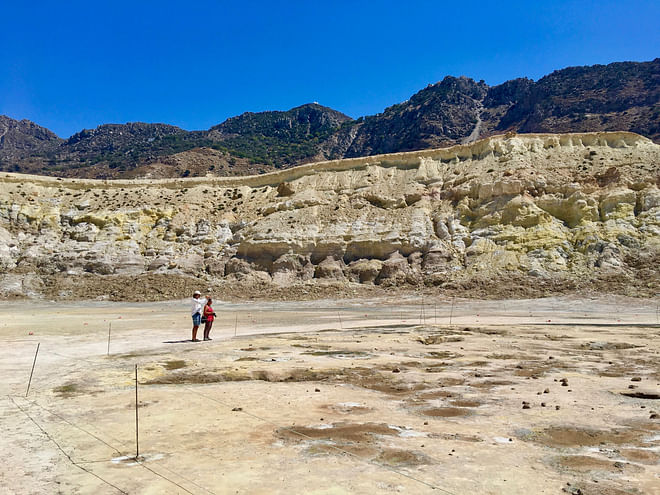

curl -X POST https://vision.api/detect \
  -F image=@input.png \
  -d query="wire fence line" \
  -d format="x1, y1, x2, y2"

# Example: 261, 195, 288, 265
7, 394, 218, 495
8, 395, 129, 495
6, 297, 660, 493
6, 335, 457, 494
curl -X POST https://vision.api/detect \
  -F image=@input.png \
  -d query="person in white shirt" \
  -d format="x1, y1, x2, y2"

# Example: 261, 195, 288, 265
190, 290, 205, 342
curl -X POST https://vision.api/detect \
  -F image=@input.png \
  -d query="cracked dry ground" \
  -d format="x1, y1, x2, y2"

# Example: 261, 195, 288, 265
1, 303, 659, 494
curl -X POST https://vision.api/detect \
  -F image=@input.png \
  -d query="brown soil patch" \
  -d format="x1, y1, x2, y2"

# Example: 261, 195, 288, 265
580, 342, 642, 350
513, 366, 551, 378
146, 371, 246, 384
418, 390, 455, 399
469, 379, 516, 389
146, 366, 430, 395
450, 399, 482, 407
619, 448, 660, 464
465, 360, 490, 367
421, 407, 472, 418
544, 334, 574, 341
556, 455, 626, 473
162, 360, 186, 370
534, 427, 642, 448
437, 377, 466, 387
423, 351, 461, 359
424, 367, 446, 373
53, 383, 80, 398
599, 364, 632, 377
301, 350, 371, 358
564, 481, 642, 495
487, 353, 524, 360
401, 361, 422, 367
415, 335, 464, 345
276, 422, 399, 444
375, 448, 430, 467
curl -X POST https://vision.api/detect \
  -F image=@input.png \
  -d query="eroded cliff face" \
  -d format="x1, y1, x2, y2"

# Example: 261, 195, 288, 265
1, 132, 658, 300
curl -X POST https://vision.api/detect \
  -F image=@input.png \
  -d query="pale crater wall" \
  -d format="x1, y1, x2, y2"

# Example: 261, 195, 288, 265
0, 132, 658, 298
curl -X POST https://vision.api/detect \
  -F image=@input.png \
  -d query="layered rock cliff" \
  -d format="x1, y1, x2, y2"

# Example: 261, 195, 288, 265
1, 132, 658, 300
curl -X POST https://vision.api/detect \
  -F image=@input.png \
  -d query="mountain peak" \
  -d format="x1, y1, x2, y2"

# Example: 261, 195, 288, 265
1, 59, 658, 178
0, 115, 62, 164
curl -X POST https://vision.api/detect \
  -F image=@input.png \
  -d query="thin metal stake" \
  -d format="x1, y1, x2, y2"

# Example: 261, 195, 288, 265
234, 314, 238, 337
26, 343, 40, 397
419, 298, 425, 325
449, 297, 455, 326
106, 322, 112, 356
134, 364, 139, 459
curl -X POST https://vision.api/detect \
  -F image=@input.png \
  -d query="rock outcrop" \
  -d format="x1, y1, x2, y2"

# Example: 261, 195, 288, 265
0, 132, 658, 299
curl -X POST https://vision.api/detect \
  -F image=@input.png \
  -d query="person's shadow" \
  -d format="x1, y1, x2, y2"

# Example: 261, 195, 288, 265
162, 339, 195, 344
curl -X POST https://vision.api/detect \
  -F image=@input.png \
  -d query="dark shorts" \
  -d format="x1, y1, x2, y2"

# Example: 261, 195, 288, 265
192, 313, 201, 326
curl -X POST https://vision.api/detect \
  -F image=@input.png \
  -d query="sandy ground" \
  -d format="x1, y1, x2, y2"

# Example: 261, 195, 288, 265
1, 295, 659, 495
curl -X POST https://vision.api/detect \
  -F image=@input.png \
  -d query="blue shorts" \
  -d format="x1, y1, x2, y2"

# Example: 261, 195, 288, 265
192, 313, 201, 326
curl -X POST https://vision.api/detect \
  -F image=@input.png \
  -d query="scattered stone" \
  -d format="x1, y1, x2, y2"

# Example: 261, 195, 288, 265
631, 377, 642, 382
314, 388, 320, 392
232, 407, 242, 412
543, 388, 550, 394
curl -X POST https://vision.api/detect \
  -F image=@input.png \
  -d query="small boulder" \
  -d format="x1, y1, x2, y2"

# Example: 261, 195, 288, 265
347, 259, 383, 284
314, 256, 346, 280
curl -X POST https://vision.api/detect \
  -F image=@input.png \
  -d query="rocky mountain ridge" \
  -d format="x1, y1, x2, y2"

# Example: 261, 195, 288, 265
1, 132, 658, 300
1, 59, 658, 179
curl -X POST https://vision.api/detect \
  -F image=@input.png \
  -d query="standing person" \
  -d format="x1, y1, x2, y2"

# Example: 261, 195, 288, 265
190, 290, 204, 342
203, 297, 216, 341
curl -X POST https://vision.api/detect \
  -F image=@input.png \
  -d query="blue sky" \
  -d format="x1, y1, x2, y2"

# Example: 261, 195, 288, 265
1, 0, 658, 137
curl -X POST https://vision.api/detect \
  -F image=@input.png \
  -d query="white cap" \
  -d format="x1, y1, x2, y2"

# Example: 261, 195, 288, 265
193, 290, 201, 295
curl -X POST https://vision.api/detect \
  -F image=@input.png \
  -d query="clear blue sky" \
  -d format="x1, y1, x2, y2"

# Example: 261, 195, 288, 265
1, 0, 658, 137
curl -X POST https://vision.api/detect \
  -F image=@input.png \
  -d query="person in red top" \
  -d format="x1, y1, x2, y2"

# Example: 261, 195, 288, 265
203, 297, 216, 341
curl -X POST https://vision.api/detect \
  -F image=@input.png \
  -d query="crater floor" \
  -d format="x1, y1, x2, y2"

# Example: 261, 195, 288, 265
1, 295, 659, 494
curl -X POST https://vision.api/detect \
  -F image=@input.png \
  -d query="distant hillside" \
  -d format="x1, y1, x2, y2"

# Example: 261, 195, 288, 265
0, 116, 62, 164
1, 58, 658, 178
206, 103, 352, 166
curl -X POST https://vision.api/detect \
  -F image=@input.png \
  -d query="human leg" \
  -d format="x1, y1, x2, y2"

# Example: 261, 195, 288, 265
203, 321, 213, 340
192, 313, 201, 341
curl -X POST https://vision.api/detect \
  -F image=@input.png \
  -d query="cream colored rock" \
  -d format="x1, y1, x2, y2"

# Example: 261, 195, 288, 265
0, 132, 658, 297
